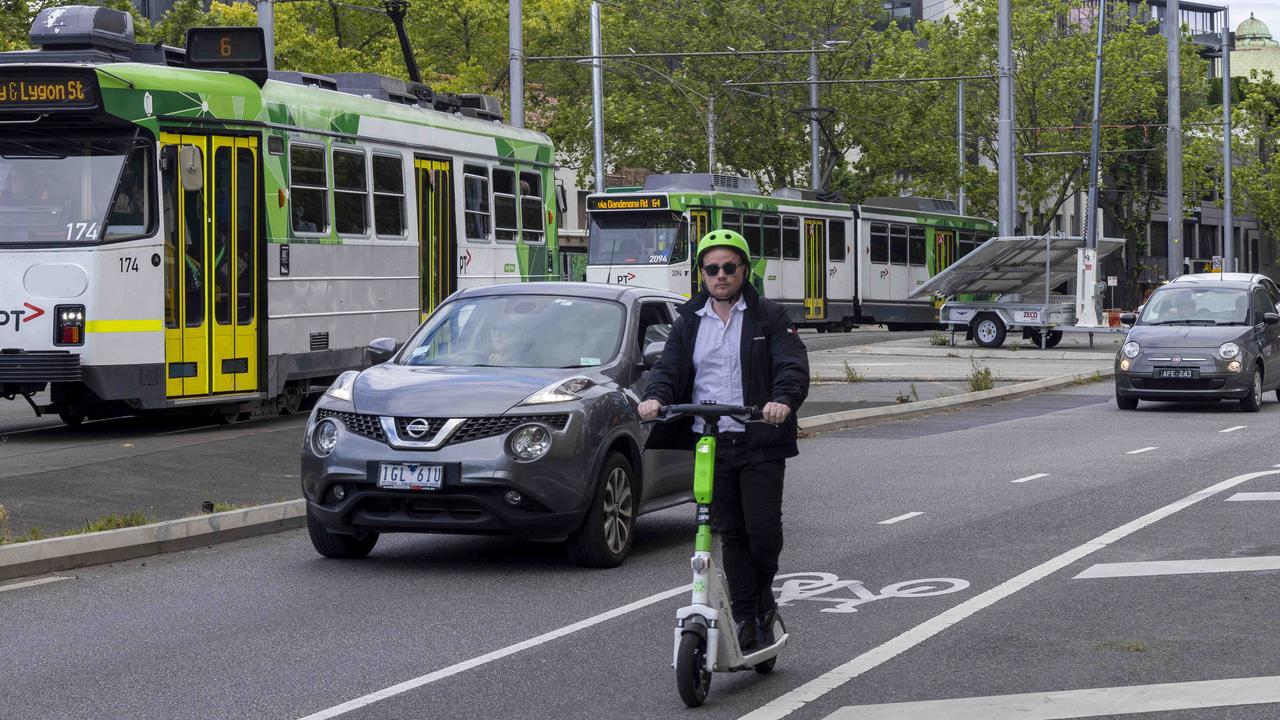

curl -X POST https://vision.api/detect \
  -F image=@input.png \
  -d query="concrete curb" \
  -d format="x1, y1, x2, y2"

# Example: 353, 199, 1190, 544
798, 367, 1115, 435
0, 499, 304, 583
826, 345, 1117, 361
0, 368, 1113, 583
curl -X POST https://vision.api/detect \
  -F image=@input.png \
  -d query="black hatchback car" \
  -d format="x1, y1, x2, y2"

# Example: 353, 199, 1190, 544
1115, 275, 1280, 412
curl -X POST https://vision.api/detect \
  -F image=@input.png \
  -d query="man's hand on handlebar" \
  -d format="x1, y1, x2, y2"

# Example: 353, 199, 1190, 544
638, 399, 663, 421
761, 402, 791, 425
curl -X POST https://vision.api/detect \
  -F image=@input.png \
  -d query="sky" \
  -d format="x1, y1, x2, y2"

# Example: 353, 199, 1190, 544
1230, 1, 1278, 31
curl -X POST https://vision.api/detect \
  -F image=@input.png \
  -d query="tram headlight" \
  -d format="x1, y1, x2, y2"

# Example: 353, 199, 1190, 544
312, 418, 341, 457
53, 304, 86, 346
325, 371, 359, 403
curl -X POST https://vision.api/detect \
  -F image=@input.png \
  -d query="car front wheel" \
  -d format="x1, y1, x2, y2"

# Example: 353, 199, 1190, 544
568, 452, 635, 568
1240, 368, 1263, 413
307, 506, 379, 559
1116, 391, 1138, 410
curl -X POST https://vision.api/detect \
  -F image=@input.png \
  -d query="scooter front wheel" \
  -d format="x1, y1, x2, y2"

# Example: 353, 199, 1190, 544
676, 632, 712, 707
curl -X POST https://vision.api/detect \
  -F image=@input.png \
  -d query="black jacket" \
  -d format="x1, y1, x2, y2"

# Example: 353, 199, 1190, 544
643, 283, 810, 461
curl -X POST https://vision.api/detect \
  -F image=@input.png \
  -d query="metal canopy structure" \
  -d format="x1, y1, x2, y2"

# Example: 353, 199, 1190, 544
910, 235, 1126, 299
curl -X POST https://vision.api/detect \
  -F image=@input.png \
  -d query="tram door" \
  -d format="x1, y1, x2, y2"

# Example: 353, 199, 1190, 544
415, 156, 456, 320
160, 133, 260, 398
690, 209, 709, 295
803, 218, 827, 320
934, 230, 956, 274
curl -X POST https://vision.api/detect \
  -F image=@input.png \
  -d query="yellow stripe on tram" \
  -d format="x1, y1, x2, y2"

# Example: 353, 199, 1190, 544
85, 319, 165, 333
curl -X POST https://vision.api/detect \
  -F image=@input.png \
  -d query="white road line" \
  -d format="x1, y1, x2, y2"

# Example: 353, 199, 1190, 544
0, 576, 70, 593
738, 468, 1280, 720
878, 512, 924, 525
295, 584, 691, 720
1126, 447, 1158, 455
1221, 425, 1247, 433
1074, 556, 1280, 579
820, 675, 1280, 720
1011, 473, 1049, 484
1227, 492, 1280, 502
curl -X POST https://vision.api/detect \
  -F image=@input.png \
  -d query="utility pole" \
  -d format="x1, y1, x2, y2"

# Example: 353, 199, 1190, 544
707, 95, 716, 173
509, 0, 523, 127
1084, 0, 1106, 250
809, 48, 821, 190
1167, 0, 1184, 279
957, 79, 966, 216
590, 1, 605, 193
997, 0, 1017, 236
256, 0, 274, 70
1222, 7, 1234, 270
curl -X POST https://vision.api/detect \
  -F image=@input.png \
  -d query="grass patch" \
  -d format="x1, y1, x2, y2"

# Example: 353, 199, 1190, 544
843, 361, 864, 383
1095, 640, 1147, 653
1007, 343, 1019, 352
945, 352, 960, 358
929, 332, 951, 347
967, 361, 996, 392
1073, 370, 1105, 386
0, 505, 151, 546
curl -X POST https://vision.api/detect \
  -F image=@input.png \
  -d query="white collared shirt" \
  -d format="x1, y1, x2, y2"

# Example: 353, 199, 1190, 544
691, 296, 747, 433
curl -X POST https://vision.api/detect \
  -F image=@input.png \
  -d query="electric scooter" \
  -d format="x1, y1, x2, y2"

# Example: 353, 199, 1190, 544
655, 403, 789, 707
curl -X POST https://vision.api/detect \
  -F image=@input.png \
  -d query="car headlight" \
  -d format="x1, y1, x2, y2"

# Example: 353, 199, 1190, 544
325, 371, 359, 403
509, 423, 552, 461
1219, 342, 1240, 360
312, 418, 341, 457
1122, 342, 1140, 359
1119, 358, 1131, 371
521, 376, 595, 405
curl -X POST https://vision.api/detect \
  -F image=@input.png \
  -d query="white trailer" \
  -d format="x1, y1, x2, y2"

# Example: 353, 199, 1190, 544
911, 234, 1127, 349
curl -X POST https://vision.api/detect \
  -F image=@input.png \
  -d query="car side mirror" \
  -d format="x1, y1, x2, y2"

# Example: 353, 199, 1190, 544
365, 337, 398, 365
641, 341, 665, 368
1119, 313, 1137, 326
1265, 313, 1280, 325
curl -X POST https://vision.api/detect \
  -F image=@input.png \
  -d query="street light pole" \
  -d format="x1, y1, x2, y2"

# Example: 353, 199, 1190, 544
809, 48, 821, 190
256, 0, 275, 70
590, 1, 605, 193
997, 0, 1017, 236
958, 79, 966, 216
509, 0, 523, 127
707, 95, 716, 173
1222, 7, 1234, 271
1084, 0, 1106, 251
1167, 0, 1184, 279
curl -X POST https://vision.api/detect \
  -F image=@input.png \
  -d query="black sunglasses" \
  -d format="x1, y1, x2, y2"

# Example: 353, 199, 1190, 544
702, 262, 743, 277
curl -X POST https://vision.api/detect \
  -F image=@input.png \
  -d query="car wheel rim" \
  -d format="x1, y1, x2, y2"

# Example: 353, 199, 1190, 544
977, 321, 996, 343
602, 467, 633, 554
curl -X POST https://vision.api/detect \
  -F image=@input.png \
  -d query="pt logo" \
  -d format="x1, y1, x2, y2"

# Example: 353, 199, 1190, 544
459, 249, 473, 275
616, 272, 636, 284
0, 302, 44, 333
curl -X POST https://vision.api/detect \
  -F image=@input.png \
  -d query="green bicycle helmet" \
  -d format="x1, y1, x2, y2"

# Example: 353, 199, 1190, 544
696, 229, 751, 265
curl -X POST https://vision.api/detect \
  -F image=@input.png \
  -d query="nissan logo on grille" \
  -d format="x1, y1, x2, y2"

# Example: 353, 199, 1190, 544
405, 418, 431, 438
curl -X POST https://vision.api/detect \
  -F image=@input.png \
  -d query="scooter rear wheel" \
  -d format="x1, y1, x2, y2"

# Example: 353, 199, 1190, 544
676, 632, 712, 707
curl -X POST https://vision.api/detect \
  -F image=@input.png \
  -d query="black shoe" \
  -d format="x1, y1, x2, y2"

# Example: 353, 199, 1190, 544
756, 609, 778, 648
736, 619, 759, 652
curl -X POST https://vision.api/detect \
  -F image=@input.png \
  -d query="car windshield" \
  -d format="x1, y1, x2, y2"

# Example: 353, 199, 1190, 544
1140, 287, 1250, 325
589, 211, 686, 265
400, 295, 626, 368
0, 131, 153, 245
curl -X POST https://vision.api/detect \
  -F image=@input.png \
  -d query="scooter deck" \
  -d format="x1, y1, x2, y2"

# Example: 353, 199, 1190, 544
723, 632, 789, 672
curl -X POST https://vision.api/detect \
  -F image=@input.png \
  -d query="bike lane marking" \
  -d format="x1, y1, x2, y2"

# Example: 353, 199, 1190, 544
1227, 492, 1280, 501
294, 583, 690, 720
0, 575, 70, 593
1010, 473, 1048, 484
821, 675, 1280, 720
739, 468, 1280, 720
878, 512, 923, 525
1126, 446, 1158, 455
1220, 425, 1248, 433
1074, 556, 1280, 579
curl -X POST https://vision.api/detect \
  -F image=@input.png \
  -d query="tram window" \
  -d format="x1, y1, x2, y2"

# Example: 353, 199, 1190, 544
763, 216, 781, 259
743, 213, 763, 258
372, 154, 405, 237
908, 226, 925, 267
670, 224, 689, 263
214, 147, 233, 325
959, 231, 975, 258
162, 145, 179, 330
520, 170, 543, 244
782, 217, 800, 260
889, 224, 908, 266
236, 147, 255, 325
332, 149, 368, 236
493, 167, 517, 241
463, 164, 490, 241
183, 147, 206, 328
105, 145, 154, 240
290, 144, 327, 234
869, 222, 889, 264
828, 219, 846, 262
722, 212, 741, 235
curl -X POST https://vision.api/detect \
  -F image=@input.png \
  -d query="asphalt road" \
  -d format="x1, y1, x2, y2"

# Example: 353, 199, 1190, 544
5, 382, 1280, 720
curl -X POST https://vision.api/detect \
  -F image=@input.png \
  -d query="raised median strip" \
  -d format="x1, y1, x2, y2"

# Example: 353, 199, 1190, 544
0, 499, 304, 582
0, 368, 1111, 582
799, 367, 1114, 436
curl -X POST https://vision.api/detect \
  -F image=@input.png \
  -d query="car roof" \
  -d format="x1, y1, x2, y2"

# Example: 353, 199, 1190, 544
451, 281, 686, 304
1158, 278, 1254, 291
1171, 273, 1272, 286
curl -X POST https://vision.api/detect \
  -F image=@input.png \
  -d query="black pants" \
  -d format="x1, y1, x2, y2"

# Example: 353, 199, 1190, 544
711, 436, 785, 623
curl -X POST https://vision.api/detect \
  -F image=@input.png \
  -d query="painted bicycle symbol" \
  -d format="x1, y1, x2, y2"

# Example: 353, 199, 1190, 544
773, 572, 970, 614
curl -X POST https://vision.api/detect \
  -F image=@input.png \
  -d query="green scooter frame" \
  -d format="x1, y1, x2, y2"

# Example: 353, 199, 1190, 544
660, 403, 788, 707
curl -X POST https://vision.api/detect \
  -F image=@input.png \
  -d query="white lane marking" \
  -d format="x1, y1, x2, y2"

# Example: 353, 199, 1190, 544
738, 468, 1280, 720
820, 675, 1280, 720
878, 512, 923, 525
1074, 556, 1280, 579
1221, 425, 1247, 433
295, 583, 691, 720
1011, 473, 1048, 484
1227, 492, 1280, 502
1126, 447, 1158, 455
0, 576, 70, 593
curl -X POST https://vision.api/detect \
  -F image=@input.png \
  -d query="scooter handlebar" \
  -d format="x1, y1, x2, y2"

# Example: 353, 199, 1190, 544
658, 403, 760, 421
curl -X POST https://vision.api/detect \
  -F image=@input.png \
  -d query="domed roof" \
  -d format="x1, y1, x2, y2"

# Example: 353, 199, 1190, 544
1237, 14, 1277, 49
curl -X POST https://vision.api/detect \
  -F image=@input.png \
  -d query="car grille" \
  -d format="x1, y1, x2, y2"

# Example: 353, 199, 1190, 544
1131, 378, 1226, 391
393, 417, 450, 438
317, 409, 386, 442
450, 414, 570, 444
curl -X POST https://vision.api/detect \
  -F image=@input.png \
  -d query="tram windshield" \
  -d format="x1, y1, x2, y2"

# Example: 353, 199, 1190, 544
588, 211, 687, 265
0, 132, 153, 245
